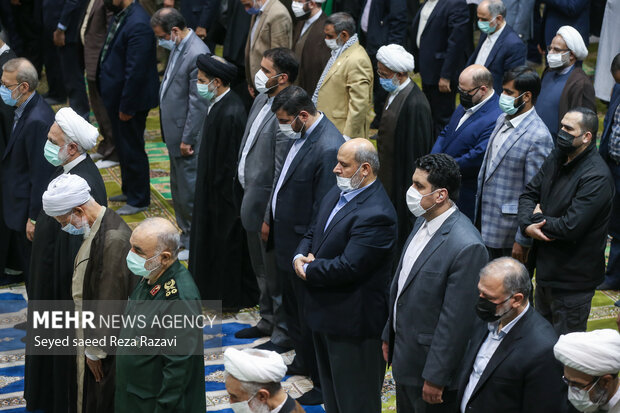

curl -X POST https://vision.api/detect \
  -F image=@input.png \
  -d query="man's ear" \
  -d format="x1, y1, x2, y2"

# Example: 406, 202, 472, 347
255, 388, 270, 403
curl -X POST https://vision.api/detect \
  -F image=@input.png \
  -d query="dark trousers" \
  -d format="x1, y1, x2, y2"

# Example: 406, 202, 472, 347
87, 78, 117, 161
535, 285, 594, 335
10, 230, 30, 292
602, 236, 620, 287
396, 383, 458, 413
42, 28, 66, 100
108, 109, 150, 207
280, 265, 320, 386
58, 42, 90, 117
313, 332, 385, 413
10, 0, 43, 73
422, 84, 456, 138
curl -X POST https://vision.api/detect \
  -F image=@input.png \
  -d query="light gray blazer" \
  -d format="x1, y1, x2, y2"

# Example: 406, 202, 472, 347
159, 31, 210, 158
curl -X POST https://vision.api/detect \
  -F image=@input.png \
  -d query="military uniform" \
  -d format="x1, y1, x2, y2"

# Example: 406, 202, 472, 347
115, 261, 206, 413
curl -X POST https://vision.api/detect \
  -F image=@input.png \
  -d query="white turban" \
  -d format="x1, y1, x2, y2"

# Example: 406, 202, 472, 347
554, 329, 620, 376
224, 348, 287, 383
42, 174, 92, 217
376, 44, 415, 73
556, 26, 588, 61
55, 107, 99, 151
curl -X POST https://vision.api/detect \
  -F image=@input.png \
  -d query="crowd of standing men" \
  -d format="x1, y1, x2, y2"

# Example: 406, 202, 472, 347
0, 0, 620, 411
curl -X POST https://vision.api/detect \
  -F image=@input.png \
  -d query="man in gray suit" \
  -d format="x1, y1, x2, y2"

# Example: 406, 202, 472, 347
234, 48, 298, 348
151, 8, 210, 260
382, 153, 488, 413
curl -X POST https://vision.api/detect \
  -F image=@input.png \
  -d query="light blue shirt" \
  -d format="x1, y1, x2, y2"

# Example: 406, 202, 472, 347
161, 29, 194, 96
13, 92, 36, 131
460, 302, 530, 413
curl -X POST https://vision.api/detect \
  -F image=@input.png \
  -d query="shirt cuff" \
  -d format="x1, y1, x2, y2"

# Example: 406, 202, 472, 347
292, 254, 304, 270
515, 226, 532, 248
57, 23, 67, 31
85, 346, 107, 360
343, 135, 351, 141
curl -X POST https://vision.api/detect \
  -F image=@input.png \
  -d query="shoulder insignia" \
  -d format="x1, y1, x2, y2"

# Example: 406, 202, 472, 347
150, 285, 161, 296
164, 279, 178, 298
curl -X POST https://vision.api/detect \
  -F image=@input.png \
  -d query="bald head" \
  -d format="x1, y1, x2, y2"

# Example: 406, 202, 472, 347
458, 65, 493, 108
333, 138, 378, 190
479, 257, 531, 302
131, 218, 180, 278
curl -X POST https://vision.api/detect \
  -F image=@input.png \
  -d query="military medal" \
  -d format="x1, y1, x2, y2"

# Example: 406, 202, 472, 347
150, 285, 161, 296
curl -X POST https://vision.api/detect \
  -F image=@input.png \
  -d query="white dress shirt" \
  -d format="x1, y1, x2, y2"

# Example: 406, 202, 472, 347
488, 107, 533, 163
63, 153, 87, 173
393, 204, 457, 328
456, 90, 495, 130
361, 0, 373, 32
417, 0, 439, 48
272, 113, 324, 216
207, 88, 230, 115
300, 9, 322, 38
251, 0, 271, 44
474, 22, 506, 66
238, 96, 274, 188
460, 303, 530, 413
0, 44, 9, 55
386, 77, 412, 110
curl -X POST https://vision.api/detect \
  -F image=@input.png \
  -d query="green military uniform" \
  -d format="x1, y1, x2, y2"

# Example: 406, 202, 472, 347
115, 261, 206, 413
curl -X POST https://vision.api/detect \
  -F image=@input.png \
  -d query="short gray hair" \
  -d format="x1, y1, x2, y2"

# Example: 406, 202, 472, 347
2, 58, 39, 91
224, 372, 282, 397
325, 12, 356, 36
486, 0, 507, 18
62, 132, 86, 154
354, 145, 380, 174
150, 7, 186, 32
140, 217, 180, 259
480, 257, 531, 298
471, 66, 494, 88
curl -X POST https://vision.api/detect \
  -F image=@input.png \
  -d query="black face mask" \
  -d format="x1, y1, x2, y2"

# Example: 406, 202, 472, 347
104, 0, 123, 14
459, 86, 480, 110
556, 129, 578, 154
475, 295, 512, 322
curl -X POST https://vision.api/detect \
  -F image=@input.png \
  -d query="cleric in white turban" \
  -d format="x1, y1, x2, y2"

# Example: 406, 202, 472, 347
42, 174, 92, 218
55, 107, 99, 151
223, 347, 304, 413
556, 26, 589, 61
376, 44, 415, 74
44, 107, 101, 169
554, 329, 620, 413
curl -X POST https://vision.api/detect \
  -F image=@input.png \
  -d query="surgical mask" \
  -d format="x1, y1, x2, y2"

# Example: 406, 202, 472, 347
406, 186, 439, 217
568, 378, 607, 412
556, 129, 579, 154
292, 0, 309, 17
44, 140, 67, 166
0, 83, 22, 106
477, 17, 497, 34
380, 75, 399, 93
475, 295, 513, 322
230, 393, 260, 413
459, 86, 481, 110
158, 36, 176, 51
197, 80, 216, 101
61, 213, 90, 237
336, 165, 363, 192
547, 52, 569, 69
246, 0, 261, 15
126, 250, 161, 277
325, 34, 341, 51
499, 92, 525, 115
254, 70, 281, 94
279, 115, 304, 139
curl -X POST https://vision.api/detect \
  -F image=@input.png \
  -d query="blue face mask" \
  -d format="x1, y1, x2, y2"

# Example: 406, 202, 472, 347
158, 38, 175, 50
477, 17, 497, 34
197, 80, 216, 101
499, 92, 525, 115
61, 213, 89, 236
126, 250, 161, 277
44, 140, 66, 166
380, 75, 399, 93
246, 0, 261, 14
0, 84, 22, 106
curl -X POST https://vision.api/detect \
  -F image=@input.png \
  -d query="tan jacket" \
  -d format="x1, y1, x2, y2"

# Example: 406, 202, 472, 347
244, 0, 292, 87
316, 41, 373, 139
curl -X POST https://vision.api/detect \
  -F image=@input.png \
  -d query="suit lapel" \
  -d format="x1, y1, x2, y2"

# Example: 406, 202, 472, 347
390, 220, 423, 300
251, 0, 274, 48
421, 0, 442, 39
279, 119, 325, 190
238, 95, 270, 161
322, 45, 353, 86
161, 35, 192, 98
484, 29, 507, 66
484, 112, 534, 182
3, 94, 37, 160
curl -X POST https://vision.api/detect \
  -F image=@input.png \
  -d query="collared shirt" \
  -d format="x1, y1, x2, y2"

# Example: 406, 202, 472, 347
417, 0, 439, 47
250, 0, 271, 44
161, 29, 194, 96
460, 303, 530, 413
394, 204, 457, 328
456, 90, 495, 130
386, 78, 412, 109
474, 23, 506, 66
13, 92, 36, 131
271, 398, 287, 413
207, 88, 230, 115
238, 96, 275, 188
489, 107, 533, 163
324, 179, 375, 230
100, 2, 132, 65
609, 102, 620, 163
361, 0, 372, 32
272, 113, 324, 216
300, 9, 322, 38
63, 153, 87, 173
0, 44, 9, 55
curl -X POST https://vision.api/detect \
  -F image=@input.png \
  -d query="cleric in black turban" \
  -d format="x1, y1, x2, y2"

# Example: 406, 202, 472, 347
196, 54, 237, 84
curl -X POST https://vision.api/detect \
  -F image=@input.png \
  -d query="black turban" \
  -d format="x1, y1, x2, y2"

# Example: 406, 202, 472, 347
196, 54, 237, 83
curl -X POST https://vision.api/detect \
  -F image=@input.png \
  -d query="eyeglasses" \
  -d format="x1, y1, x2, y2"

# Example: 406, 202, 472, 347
376, 69, 394, 79
0, 82, 20, 89
562, 376, 599, 390
457, 85, 481, 95
546, 46, 570, 53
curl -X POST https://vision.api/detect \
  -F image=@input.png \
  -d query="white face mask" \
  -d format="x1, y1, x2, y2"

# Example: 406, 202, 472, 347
230, 392, 269, 413
406, 186, 440, 217
336, 164, 363, 192
278, 115, 304, 139
291, 0, 308, 17
254, 70, 281, 94
547, 51, 569, 69
568, 378, 607, 412
325, 33, 341, 51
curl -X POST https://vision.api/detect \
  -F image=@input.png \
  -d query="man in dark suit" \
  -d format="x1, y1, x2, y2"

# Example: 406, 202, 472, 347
467, 0, 526, 93
458, 257, 566, 413
598, 54, 620, 290
97, 0, 159, 215
382, 153, 488, 412
411, 0, 470, 136
291, 0, 331, 95
270, 85, 344, 404
0, 58, 55, 291
294, 138, 397, 413
431, 65, 502, 220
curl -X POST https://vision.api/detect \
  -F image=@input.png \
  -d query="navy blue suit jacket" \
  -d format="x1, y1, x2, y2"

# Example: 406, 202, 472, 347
411, 0, 470, 85
466, 25, 526, 92
1, 93, 56, 231
97, 3, 159, 116
272, 116, 344, 270
600, 83, 620, 237
431, 93, 502, 219
181, 0, 221, 30
42, 0, 88, 43
295, 181, 398, 338
362, 0, 408, 57
543, 0, 589, 46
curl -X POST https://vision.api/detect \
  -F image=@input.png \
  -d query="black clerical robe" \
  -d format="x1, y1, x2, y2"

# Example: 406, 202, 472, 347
376, 81, 434, 251
188, 90, 258, 311
24, 154, 107, 413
